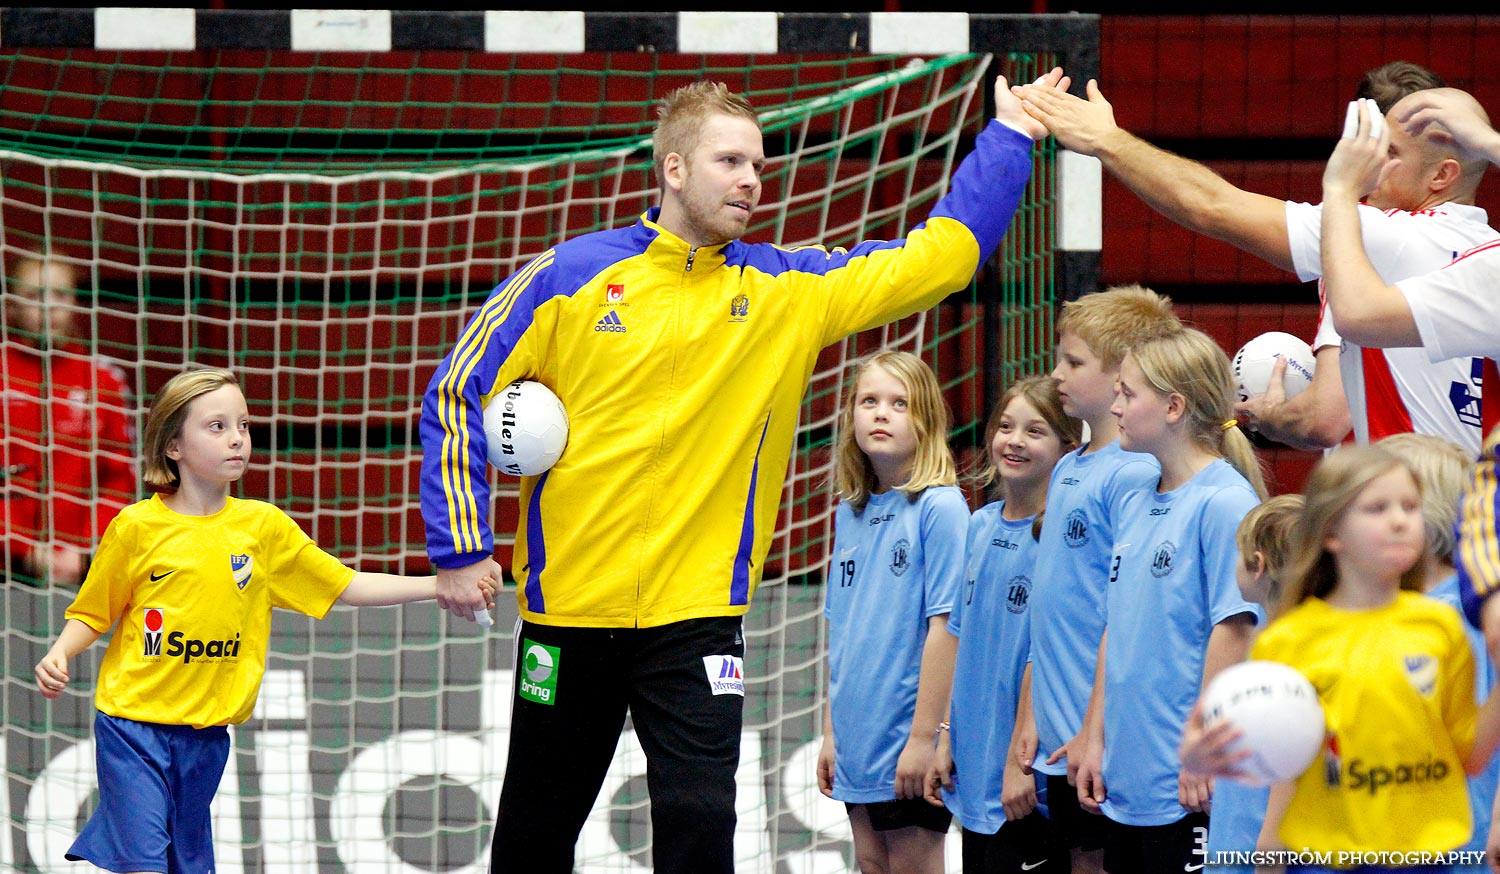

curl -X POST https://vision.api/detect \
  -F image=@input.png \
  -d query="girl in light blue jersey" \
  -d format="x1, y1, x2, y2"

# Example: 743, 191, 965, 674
818, 349, 969, 874
1077, 328, 1265, 874
925, 375, 1080, 874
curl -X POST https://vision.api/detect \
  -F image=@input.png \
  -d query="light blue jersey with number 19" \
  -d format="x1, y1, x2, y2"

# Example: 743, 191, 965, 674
825, 485, 969, 804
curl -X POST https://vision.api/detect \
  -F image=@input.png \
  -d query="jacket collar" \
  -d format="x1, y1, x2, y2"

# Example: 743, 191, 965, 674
638, 207, 733, 273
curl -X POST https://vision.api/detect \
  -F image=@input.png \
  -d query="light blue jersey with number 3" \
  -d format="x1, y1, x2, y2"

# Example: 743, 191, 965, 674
1100, 459, 1263, 826
825, 485, 968, 803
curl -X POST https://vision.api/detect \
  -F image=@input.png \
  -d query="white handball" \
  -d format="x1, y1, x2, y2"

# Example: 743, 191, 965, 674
1232, 331, 1316, 403
1200, 660, 1326, 786
483, 380, 569, 476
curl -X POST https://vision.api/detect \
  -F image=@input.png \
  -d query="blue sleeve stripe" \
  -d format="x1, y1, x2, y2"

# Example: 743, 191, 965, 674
435, 251, 554, 555
1460, 455, 1500, 625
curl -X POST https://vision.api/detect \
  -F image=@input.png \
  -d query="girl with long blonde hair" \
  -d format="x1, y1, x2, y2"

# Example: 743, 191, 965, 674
1075, 327, 1264, 872
818, 349, 968, 874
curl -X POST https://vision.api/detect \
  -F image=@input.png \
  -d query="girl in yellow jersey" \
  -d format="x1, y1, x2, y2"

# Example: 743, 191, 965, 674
32, 369, 494, 874
1252, 446, 1500, 873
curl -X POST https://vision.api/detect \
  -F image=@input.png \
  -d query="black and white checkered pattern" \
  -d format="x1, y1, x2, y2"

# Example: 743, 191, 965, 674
0, 9, 1096, 62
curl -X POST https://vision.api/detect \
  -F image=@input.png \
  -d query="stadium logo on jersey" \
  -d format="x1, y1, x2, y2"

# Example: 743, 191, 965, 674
1006, 575, 1031, 615
230, 554, 253, 590
890, 539, 911, 577
142, 608, 165, 658
1150, 540, 1177, 578
1062, 510, 1089, 548
1402, 653, 1438, 697
595, 311, 627, 333
729, 294, 750, 322
703, 655, 745, 696
519, 640, 560, 705
607, 283, 625, 303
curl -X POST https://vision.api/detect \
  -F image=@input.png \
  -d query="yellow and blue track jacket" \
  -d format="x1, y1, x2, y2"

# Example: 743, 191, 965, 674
421, 121, 1033, 629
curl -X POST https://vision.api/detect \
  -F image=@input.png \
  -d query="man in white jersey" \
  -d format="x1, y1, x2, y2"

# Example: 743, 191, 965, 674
1015, 74, 1494, 454
1317, 88, 1500, 365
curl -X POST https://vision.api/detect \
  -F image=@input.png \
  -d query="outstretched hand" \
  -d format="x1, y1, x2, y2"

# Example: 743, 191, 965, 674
993, 67, 1071, 141
1323, 98, 1392, 202
1012, 78, 1117, 155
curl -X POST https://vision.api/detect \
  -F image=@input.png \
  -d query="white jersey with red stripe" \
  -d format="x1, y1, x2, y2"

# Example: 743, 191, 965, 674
1287, 200, 1493, 453
1397, 238, 1500, 364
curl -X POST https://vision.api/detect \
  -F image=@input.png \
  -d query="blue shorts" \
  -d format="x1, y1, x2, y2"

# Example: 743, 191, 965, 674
67, 711, 230, 874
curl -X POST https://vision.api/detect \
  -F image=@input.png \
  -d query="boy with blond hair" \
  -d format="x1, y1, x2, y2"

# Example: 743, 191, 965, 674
1011, 285, 1181, 873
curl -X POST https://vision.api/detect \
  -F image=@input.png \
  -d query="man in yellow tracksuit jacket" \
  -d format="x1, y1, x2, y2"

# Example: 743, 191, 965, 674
420, 71, 1058, 873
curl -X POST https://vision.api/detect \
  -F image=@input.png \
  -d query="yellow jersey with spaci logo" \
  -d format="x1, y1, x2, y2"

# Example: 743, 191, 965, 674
66, 494, 354, 728
1252, 591, 1477, 854
420, 121, 1035, 629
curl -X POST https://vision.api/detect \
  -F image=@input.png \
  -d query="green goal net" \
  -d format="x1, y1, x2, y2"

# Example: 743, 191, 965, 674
0, 40, 1061, 873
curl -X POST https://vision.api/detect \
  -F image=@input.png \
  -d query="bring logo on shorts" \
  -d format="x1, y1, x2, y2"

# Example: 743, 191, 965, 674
519, 639, 560, 705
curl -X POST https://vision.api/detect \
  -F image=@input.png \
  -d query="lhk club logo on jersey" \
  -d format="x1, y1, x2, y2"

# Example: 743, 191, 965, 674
143, 608, 164, 657
1150, 540, 1177, 578
890, 539, 911, 577
231, 553, 253, 590
1063, 509, 1089, 548
1006, 574, 1031, 615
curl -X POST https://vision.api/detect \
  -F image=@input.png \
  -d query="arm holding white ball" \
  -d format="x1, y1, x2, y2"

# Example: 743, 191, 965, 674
1233, 346, 1348, 451
429, 379, 570, 623
1229, 331, 1346, 451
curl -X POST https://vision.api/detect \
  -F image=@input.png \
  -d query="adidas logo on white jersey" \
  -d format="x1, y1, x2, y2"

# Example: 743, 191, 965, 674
595, 310, 626, 333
